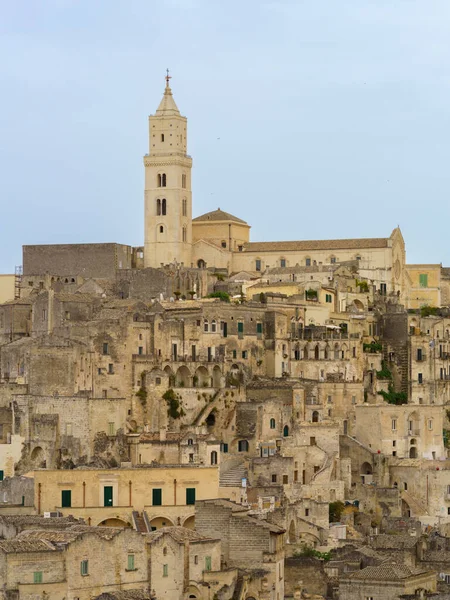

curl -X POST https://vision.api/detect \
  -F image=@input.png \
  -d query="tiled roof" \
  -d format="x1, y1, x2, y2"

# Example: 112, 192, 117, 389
94, 590, 152, 600
346, 563, 429, 581
0, 515, 79, 526
0, 539, 56, 553
193, 209, 248, 225
370, 534, 419, 550
243, 237, 389, 253
146, 526, 217, 544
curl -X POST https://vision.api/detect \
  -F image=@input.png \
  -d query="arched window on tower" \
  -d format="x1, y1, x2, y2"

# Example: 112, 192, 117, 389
182, 174, 186, 189
159, 225, 164, 234
182, 198, 187, 217
162, 199, 167, 215
156, 199, 161, 216
158, 173, 167, 188
182, 226, 187, 243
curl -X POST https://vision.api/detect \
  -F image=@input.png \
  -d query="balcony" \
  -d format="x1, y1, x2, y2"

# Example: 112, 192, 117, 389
306, 398, 322, 406
407, 429, 420, 436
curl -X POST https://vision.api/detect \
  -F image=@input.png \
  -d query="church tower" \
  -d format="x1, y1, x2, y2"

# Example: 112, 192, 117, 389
144, 73, 192, 268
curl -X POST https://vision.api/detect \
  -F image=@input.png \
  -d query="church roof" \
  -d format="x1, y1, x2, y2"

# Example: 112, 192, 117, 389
193, 208, 248, 225
155, 83, 180, 116
243, 237, 389, 253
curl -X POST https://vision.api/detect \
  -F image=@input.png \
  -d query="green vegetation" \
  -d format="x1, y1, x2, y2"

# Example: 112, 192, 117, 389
305, 289, 318, 299
135, 371, 147, 406
329, 501, 345, 523
376, 361, 392, 380
363, 342, 382, 353
207, 291, 231, 302
420, 305, 439, 318
378, 385, 407, 405
163, 388, 184, 419
356, 279, 369, 293
293, 547, 331, 561
444, 429, 450, 449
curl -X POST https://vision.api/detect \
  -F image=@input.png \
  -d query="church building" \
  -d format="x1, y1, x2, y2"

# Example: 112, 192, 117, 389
144, 76, 406, 298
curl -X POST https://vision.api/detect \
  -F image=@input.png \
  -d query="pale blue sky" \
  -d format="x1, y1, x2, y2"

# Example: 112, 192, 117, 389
1, 0, 450, 272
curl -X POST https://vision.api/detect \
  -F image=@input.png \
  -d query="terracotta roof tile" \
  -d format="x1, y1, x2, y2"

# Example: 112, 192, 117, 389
193, 209, 248, 225
243, 238, 389, 253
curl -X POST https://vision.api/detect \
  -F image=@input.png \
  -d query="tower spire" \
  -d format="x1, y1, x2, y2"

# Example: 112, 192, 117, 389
165, 68, 171, 89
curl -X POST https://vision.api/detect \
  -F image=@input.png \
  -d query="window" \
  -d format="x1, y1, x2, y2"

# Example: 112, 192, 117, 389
392, 419, 397, 431
162, 198, 166, 215
221, 241, 227, 248
127, 554, 135, 570
102, 389, 108, 398
238, 245, 243, 252
210, 451, 218, 465
255, 259, 261, 272
404, 482, 408, 491
182, 173, 186, 189
280, 258, 286, 268
138, 346, 143, 355
221, 443, 228, 453
283, 475, 288, 484
256, 322, 263, 338
34, 571, 43, 583
419, 273, 428, 288
42, 309, 47, 320
242, 350, 247, 359
305, 258, 311, 266
205, 556, 212, 571
204, 320, 209, 332
186, 488, 196, 505
159, 225, 164, 233
189, 453, 194, 462
211, 320, 217, 333
161, 133, 165, 142
163, 564, 168, 577
270, 418, 276, 429
152, 488, 162, 506
61, 490, 71, 507
238, 322, 244, 339
352, 395, 356, 405
188, 438, 193, 446
81, 560, 89, 576
108, 363, 114, 374
428, 419, 433, 431
108, 422, 115, 436
158, 173, 167, 187
418, 373, 423, 383
417, 348, 423, 361
305, 508, 309, 516
272, 474, 277, 483
330, 256, 336, 264
102, 342, 109, 355
156, 198, 161, 215
325, 294, 332, 303
182, 198, 187, 216
182, 226, 187, 242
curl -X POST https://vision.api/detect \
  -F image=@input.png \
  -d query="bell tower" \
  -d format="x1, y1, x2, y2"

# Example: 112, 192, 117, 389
144, 72, 193, 268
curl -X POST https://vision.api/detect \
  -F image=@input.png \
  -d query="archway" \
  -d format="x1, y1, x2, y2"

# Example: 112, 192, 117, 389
183, 515, 195, 529
334, 343, 340, 360
212, 365, 222, 388
164, 365, 175, 387
312, 411, 319, 423
361, 462, 372, 475
205, 412, 216, 427
149, 516, 174, 530
324, 345, 330, 360
31, 446, 45, 467
409, 447, 417, 458
97, 517, 131, 528
195, 366, 210, 388
283, 425, 289, 437
175, 365, 191, 388
314, 345, 319, 360
353, 299, 364, 312
197, 259, 206, 269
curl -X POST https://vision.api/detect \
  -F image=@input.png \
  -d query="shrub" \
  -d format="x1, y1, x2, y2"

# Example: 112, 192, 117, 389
207, 291, 230, 302
163, 388, 182, 419
329, 501, 345, 522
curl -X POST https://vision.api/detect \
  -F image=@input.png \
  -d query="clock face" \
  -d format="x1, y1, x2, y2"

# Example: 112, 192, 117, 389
394, 258, 401, 280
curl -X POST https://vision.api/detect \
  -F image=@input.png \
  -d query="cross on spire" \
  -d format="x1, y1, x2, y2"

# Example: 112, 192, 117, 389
165, 68, 171, 88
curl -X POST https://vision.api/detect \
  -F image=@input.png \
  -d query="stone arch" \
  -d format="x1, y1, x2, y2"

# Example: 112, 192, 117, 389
163, 365, 175, 387
312, 411, 319, 423
205, 412, 216, 427
183, 514, 195, 529
149, 516, 174, 529
97, 517, 131, 528
409, 447, 417, 458
175, 365, 191, 388
30, 446, 45, 467
194, 366, 210, 387
361, 462, 372, 475
197, 259, 206, 269
353, 299, 364, 311
212, 365, 223, 388
186, 584, 202, 599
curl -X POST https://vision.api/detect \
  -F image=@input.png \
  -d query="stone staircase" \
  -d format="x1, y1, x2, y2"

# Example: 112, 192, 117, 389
220, 463, 248, 487
132, 510, 150, 532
